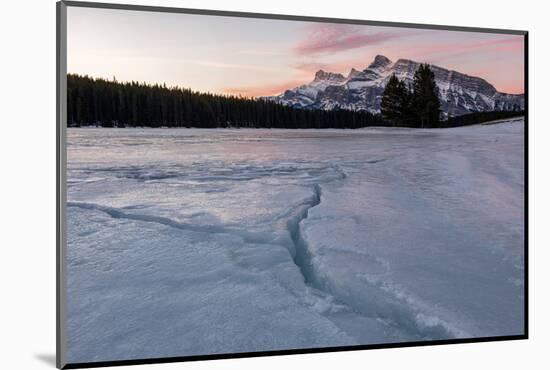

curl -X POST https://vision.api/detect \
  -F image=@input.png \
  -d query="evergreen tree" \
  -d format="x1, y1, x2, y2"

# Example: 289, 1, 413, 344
380, 74, 411, 126
411, 64, 441, 128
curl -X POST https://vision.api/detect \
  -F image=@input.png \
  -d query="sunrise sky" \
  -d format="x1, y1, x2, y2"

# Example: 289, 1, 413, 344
67, 6, 525, 97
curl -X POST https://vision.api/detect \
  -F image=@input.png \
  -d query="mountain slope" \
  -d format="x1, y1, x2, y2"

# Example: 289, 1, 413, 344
268, 55, 524, 117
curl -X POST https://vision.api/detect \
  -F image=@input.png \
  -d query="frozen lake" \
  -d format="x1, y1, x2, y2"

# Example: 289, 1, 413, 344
66, 118, 525, 363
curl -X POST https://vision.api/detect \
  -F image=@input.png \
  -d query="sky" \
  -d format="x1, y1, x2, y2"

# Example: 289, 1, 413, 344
67, 7, 525, 96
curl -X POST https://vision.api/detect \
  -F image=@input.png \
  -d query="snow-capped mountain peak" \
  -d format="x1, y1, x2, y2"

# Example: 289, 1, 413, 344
347, 68, 361, 79
313, 70, 346, 83
368, 54, 392, 70
268, 55, 524, 117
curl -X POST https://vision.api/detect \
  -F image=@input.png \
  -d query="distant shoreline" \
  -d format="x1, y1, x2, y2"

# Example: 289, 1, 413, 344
67, 116, 524, 131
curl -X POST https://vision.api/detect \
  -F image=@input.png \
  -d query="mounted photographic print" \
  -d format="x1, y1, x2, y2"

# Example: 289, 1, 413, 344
56, 1, 528, 368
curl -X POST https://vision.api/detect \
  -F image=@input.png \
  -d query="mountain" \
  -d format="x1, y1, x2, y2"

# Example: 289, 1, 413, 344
268, 55, 524, 117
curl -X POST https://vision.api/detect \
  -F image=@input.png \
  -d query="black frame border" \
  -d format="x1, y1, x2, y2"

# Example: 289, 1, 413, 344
56, 1, 529, 368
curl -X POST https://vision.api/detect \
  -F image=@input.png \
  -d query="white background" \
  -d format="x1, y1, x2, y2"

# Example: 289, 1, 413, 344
1, 0, 548, 368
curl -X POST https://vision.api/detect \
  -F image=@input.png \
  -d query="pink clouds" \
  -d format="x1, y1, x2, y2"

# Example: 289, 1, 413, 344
470, 37, 524, 53
293, 23, 396, 55
398, 36, 523, 63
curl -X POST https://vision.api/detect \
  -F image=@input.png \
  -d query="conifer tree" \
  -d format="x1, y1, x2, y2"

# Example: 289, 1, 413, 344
380, 74, 411, 126
411, 64, 441, 128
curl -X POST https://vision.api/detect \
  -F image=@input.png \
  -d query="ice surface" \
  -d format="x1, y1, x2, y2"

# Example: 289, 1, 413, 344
66, 118, 525, 363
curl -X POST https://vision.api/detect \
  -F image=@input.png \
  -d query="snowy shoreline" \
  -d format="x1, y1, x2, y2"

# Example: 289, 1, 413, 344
68, 116, 525, 131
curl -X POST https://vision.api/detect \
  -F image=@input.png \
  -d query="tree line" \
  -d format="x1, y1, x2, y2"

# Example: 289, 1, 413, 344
444, 109, 525, 127
67, 74, 385, 129
68, 71, 523, 130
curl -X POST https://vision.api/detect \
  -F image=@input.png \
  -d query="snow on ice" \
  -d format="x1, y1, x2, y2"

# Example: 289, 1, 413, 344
66, 118, 525, 362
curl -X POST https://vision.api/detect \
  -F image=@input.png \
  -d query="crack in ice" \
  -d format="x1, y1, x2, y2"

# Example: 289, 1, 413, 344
284, 183, 469, 341
288, 184, 322, 286
69, 162, 466, 342
67, 201, 279, 247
